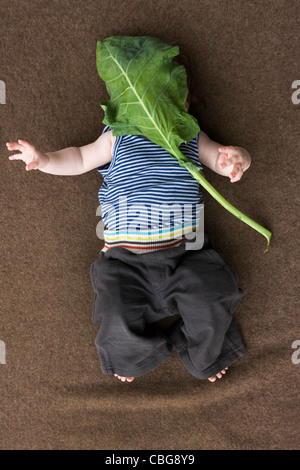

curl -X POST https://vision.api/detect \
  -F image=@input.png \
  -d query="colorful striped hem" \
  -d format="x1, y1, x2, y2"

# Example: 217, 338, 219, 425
102, 222, 199, 254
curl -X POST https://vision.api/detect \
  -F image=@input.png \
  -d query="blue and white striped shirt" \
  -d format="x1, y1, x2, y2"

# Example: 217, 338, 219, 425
97, 125, 204, 251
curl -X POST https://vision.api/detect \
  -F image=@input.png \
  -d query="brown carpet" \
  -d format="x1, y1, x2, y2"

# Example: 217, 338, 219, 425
0, 0, 299, 450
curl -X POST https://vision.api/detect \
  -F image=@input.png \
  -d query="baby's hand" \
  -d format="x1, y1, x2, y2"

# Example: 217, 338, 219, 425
6, 139, 48, 171
217, 146, 251, 183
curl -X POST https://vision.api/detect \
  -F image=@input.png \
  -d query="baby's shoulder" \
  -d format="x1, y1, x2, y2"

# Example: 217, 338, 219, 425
102, 129, 116, 157
111, 132, 117, 148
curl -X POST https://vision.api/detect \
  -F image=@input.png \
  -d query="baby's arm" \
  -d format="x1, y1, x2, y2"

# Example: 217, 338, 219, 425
197, 131, 251, 182
7, 130, 113, 175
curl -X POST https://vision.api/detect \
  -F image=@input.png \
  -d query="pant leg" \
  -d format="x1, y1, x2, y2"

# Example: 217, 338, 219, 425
163, 245, 246, 379
90, 251, 172, 377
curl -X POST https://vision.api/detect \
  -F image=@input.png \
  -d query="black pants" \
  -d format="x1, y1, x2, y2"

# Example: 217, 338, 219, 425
90, 237, 246, 379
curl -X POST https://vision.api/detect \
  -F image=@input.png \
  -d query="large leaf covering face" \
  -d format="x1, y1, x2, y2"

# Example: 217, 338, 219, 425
96, 35, 200, 155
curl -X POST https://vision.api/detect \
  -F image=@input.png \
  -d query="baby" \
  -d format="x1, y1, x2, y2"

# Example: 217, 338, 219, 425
7, 83, 251, 384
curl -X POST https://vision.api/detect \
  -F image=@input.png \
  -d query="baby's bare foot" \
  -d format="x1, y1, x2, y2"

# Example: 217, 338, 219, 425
208, 367, 228, 382
114, 374, 135, 382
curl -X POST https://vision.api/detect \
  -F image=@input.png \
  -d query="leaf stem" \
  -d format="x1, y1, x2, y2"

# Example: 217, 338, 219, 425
171, 148, 272, 252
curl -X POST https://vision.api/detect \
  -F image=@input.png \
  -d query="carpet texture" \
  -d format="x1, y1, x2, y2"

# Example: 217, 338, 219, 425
0, 0, 299, 450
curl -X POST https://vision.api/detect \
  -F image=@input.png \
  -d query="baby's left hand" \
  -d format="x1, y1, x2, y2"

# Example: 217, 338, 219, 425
217, 146, 251, 183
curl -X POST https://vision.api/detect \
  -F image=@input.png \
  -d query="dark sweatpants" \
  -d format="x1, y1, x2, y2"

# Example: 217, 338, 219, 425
90, 237, 246, 379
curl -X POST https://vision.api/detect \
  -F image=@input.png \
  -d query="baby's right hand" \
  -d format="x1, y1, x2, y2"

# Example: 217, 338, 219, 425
6, 139, 48, 171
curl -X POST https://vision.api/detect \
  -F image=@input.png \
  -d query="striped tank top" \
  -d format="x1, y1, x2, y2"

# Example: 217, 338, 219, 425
97, 125, 204, 253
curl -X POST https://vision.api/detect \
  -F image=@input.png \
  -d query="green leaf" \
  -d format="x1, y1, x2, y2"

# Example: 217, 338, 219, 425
96, 35, 271, 251
96, 35, 200, 155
